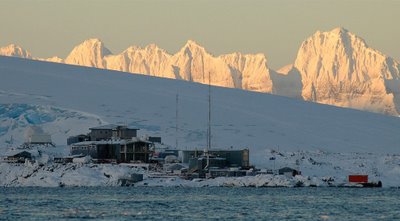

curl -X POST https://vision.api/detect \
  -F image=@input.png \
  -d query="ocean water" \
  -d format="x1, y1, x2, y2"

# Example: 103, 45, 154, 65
0, 187, 399, 220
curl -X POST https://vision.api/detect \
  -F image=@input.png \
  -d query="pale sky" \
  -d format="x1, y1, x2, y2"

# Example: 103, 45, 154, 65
1, 0, 399, 69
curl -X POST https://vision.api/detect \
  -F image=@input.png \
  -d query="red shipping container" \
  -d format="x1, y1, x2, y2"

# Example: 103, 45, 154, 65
349, 175, 368, 183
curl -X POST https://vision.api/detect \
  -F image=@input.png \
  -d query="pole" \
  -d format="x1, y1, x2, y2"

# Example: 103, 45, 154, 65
176, 92, 179, 149
208, 71, 211, 150
205, 71, 211, 171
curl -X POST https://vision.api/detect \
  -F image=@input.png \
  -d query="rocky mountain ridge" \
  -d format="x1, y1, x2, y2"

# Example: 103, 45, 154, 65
1, 28, 399, 115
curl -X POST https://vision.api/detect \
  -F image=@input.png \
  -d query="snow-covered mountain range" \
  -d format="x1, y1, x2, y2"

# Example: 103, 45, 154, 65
1, 28, 400, 115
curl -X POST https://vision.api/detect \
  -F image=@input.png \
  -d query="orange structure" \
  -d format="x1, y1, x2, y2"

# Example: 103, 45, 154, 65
348, 175, 368, 183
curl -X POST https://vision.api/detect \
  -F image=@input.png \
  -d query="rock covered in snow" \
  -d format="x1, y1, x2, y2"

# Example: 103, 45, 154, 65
290, 27, 400, 115
0, 44, 32, 58
65, 38, 112, 68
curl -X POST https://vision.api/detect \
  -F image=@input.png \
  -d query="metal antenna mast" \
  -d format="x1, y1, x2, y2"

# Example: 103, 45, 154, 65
207, 71, 211, 151
176, 92, 179, 149
204, 71, 211, 171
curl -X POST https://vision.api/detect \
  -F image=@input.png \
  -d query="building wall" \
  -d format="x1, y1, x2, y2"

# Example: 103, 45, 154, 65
67, 135, 89, 145
90, 129, 113, 141
71, 140, 151, 163
97, 144, 121, 160
71, 144, 98, 158
120, 142, 151, 163
112, 128, 137, 139
90, 128, 137, 141
179, 149, 249, 168
29, 134, 52, 144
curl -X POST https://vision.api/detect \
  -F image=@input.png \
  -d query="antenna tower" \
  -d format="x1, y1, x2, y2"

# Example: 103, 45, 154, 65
207, 71, 211, 151
176, 92, 179, 149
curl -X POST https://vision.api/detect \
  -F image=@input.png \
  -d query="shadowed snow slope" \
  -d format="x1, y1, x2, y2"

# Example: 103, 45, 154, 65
1, 56, 400, 160
0, 104, 104, 146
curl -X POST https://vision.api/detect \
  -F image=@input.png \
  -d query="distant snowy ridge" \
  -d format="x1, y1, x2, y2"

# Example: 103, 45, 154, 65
1, 27, 400, 115
0, 44, 32, 59
64, 38, 273, 92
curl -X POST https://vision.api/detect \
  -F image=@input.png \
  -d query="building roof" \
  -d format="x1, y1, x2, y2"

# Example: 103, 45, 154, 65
3, 149, 38, 158
179, 148, 247, 153
278, 167, 298, 172
71, 137, 152, 146
89, 124, 139, 130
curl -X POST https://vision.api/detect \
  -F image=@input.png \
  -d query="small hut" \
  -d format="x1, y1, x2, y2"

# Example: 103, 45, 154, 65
6, 151, 33, 163
278, 167, 301, 177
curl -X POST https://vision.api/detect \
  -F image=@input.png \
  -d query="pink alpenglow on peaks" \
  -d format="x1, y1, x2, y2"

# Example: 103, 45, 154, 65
0, 44, 32, 59
1, 27, 400, 116
65, 38, 112, 69
289, 27, 400, 115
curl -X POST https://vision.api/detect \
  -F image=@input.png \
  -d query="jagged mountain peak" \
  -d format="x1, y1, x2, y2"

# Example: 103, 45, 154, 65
249, 53, 268, 62
309, 27, 368, 50
74, 38, 111, 53
37, 56, 64, 63
331, 27, 349, 34
121, 44, 168, 56
276, 64, 293, 75
145, 43, 159, 50
144, 43, 169, 54
181, 40, 207, 53
4, 43, 18, 48
124, 45, 140, 52
185, 39, 202, 47
84, 38, 102, 43
64, 38, 112, 68
224, 51, 267, 59
314, 27, 350, 36
296, 27, 390, 77
0, 44, 32, 58
293, 28, 400, 115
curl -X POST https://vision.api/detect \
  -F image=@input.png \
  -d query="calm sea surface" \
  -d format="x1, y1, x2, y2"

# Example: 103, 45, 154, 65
0, 187, 399, 220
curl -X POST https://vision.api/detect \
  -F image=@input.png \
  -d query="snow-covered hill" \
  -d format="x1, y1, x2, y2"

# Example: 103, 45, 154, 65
1, 55, 400, 187
1, 28, 399, 116
1, 55, 400, 157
